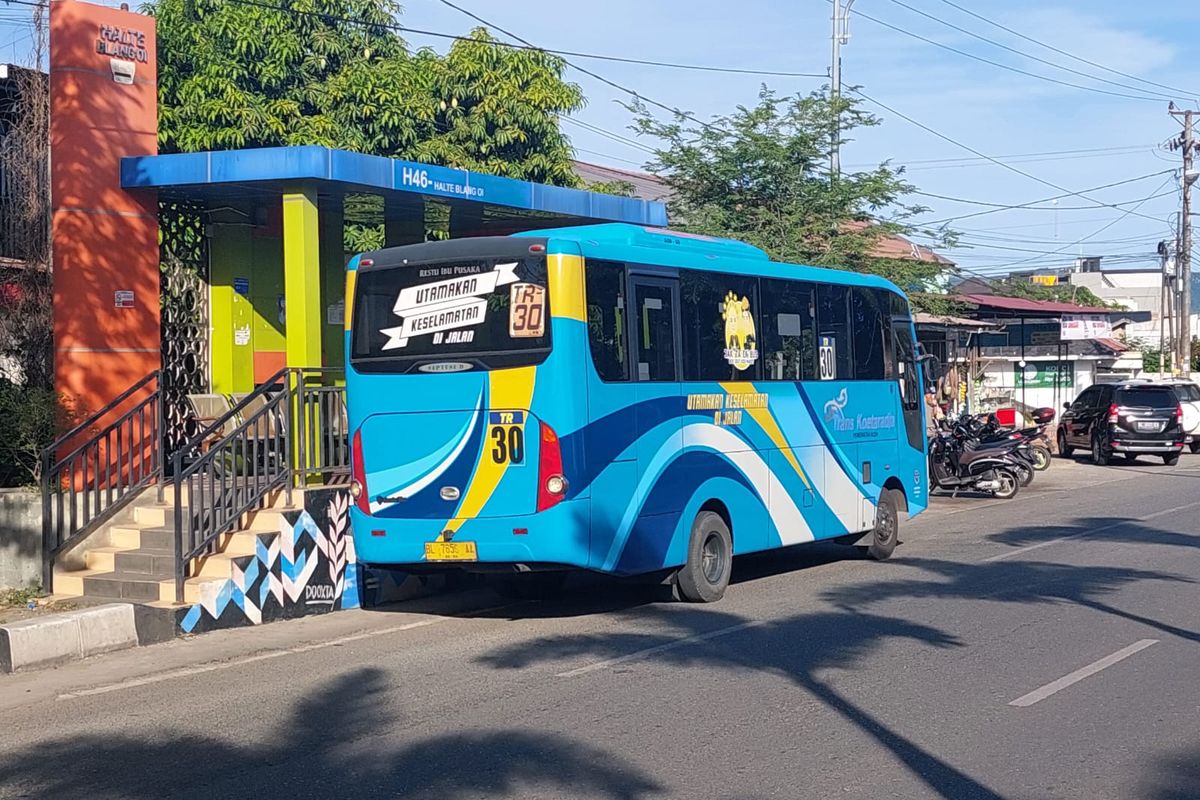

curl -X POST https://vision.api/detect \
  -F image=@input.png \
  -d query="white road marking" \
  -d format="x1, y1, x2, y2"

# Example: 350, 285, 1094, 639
982, 501, 1200, 563
57, 602, 523, 701
1008, 639, 1158, 707
556, 620, 761, 678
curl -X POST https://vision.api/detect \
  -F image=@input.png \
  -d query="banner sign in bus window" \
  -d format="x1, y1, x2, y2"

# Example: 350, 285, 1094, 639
381, 262, 518, 350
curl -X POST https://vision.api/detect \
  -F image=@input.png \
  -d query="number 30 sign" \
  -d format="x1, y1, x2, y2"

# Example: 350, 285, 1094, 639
509, 283, 546, 338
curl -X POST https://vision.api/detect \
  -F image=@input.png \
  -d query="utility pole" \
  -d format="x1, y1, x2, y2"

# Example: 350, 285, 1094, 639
830, 0, 855, 179
1169, 105, 1195, 375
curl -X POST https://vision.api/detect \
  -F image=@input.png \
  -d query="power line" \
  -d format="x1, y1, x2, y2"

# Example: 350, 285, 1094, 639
852, 87, 1171, 225
849, 6, 1163, 102
851, 144, 1149, 168
881, 0, 1175, 101
931, 0, 1199, 101
968, 174, 1175, 272
559, 115, 657, 155
433, 0, 733, 135
913, 187, 1176, 211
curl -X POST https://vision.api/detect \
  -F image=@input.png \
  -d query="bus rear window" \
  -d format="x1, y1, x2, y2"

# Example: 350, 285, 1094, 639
351, 256, 551, 373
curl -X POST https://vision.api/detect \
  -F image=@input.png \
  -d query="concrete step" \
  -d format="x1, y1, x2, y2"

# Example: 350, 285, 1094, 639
55, 567, 225, 605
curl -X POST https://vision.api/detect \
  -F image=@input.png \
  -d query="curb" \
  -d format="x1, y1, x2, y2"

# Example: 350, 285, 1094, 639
0, 603, 140, 673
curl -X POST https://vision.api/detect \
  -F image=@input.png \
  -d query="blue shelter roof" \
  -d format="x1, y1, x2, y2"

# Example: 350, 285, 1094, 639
120, 145, 668, 227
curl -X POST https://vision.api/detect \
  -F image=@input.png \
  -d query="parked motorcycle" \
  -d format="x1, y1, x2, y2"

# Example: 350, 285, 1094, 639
962, 409, 1056, 474
928, 422, 1022, 499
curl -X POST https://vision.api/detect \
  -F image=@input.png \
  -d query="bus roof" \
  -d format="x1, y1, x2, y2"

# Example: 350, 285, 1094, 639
513, 223, 906, 297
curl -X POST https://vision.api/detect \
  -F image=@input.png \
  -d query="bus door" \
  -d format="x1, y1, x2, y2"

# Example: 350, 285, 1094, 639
892, 316, 924, 453
628, 274, 683, 482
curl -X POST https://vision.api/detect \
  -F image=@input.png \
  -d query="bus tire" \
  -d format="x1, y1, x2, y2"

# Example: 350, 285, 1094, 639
868, 490, 900, 561
677, 511, 732, 603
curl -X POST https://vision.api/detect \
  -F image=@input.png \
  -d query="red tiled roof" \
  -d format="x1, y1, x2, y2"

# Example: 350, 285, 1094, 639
1095, 337, 1130, 353
957, 293, 1114, 314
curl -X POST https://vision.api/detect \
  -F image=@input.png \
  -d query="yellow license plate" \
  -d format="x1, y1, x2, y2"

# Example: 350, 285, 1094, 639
424, 541, 478, 562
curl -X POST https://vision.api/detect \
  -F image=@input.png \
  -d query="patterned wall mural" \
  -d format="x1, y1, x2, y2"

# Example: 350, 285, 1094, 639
179, 488, 361, 635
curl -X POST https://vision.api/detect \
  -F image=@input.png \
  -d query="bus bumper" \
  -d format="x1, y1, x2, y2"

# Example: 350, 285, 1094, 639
349, 498, 592, 569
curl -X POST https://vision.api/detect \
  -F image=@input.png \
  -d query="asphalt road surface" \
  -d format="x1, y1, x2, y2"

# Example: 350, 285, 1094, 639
2, 454, 1199, 800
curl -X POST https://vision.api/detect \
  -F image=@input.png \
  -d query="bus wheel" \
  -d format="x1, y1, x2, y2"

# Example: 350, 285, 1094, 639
677, 511, 732, 603
868, 490, 899, 561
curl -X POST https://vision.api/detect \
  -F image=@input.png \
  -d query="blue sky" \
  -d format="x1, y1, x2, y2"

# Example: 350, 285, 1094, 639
5, 0, 1199, 278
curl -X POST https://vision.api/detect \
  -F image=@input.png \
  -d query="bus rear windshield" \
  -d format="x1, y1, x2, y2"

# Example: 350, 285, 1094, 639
351, 255, 551, 373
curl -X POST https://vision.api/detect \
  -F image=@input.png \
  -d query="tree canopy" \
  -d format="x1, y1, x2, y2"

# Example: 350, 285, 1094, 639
629, 88, 957, 292
147, 0, 584, 186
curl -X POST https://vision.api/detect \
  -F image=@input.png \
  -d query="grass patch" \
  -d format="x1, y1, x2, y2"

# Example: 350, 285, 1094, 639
0, 586, 43, 608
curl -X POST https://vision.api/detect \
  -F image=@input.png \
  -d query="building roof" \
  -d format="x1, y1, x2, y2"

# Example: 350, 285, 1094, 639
913, 312, 996, 328
121, 146, 668, 227
842, 220, 955, 266
571, 161, 671, 203
957, 293, 1117, 315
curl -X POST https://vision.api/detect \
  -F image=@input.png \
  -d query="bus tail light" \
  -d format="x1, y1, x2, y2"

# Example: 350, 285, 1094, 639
537, 422, 567, 512
351, 428, 370, 514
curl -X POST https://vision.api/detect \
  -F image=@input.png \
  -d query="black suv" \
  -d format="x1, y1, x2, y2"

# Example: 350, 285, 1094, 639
1058, 382, 1185, 466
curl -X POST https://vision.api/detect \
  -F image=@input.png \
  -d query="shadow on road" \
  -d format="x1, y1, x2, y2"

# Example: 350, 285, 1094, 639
476, 604, 1011, 800
1139, 744, 1200, 800
822, 540, 1200, 644
0, 669, 666, 800
987, 514, 1200, 556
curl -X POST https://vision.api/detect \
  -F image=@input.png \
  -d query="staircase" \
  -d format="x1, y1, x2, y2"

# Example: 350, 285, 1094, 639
40, 368, 349, 629
50, 486, 301, 610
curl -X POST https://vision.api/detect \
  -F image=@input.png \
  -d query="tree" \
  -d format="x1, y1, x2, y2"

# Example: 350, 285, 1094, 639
147, 0, 584, 185
628, 87, 957, 290
988, 279, 1117, 310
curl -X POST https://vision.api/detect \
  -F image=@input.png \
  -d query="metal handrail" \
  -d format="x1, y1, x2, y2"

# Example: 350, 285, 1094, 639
44, 370, 159, 458
169, 367, 348, 602
40, 370, 163, 592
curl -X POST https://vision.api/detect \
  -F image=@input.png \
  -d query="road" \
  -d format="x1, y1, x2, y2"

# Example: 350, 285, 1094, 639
2, 455, 1199, 799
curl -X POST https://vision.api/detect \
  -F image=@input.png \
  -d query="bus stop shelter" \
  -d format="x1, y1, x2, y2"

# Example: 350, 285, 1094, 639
119, 145, 668, 397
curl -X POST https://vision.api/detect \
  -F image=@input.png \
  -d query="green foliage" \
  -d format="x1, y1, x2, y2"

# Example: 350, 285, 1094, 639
628, 87, 958, 291
584, 179, 637, 197
0, 585, 42, 608
0, 380, 72, 487
148, 0, 584, 188
909, 293, 968, 317
1193, 336, 1200, 372
990, 279, 1119, 310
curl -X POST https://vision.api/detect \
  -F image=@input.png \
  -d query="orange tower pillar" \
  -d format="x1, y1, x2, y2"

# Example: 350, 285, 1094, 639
50, 0, 159, 421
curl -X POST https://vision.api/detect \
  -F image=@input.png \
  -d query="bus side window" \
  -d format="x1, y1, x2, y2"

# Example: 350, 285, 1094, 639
630, 278, 679, 382
680, 270, 761, 381
761, 278, 816, 381
816, 284, 852, 381
585, 260, 629, 381
850, 288, 886, 380
893, 319, 919, 410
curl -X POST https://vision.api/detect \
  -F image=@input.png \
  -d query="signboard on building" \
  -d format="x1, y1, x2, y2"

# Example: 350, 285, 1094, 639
1030, 275, 1058, 286
1060, 314, 1112, 340
1016, 362, 1074, 389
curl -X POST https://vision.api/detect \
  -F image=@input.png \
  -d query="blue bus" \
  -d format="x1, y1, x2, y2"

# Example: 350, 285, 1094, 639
345, 224, 929, 602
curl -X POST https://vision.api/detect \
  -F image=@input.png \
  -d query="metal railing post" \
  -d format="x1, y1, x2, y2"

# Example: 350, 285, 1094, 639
285, 371, 297, 504
40, 449, 53, 593
173, 450, 185, 605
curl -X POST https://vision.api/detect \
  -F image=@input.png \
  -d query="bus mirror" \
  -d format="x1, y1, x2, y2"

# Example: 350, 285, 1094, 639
918, 353, 942, 383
